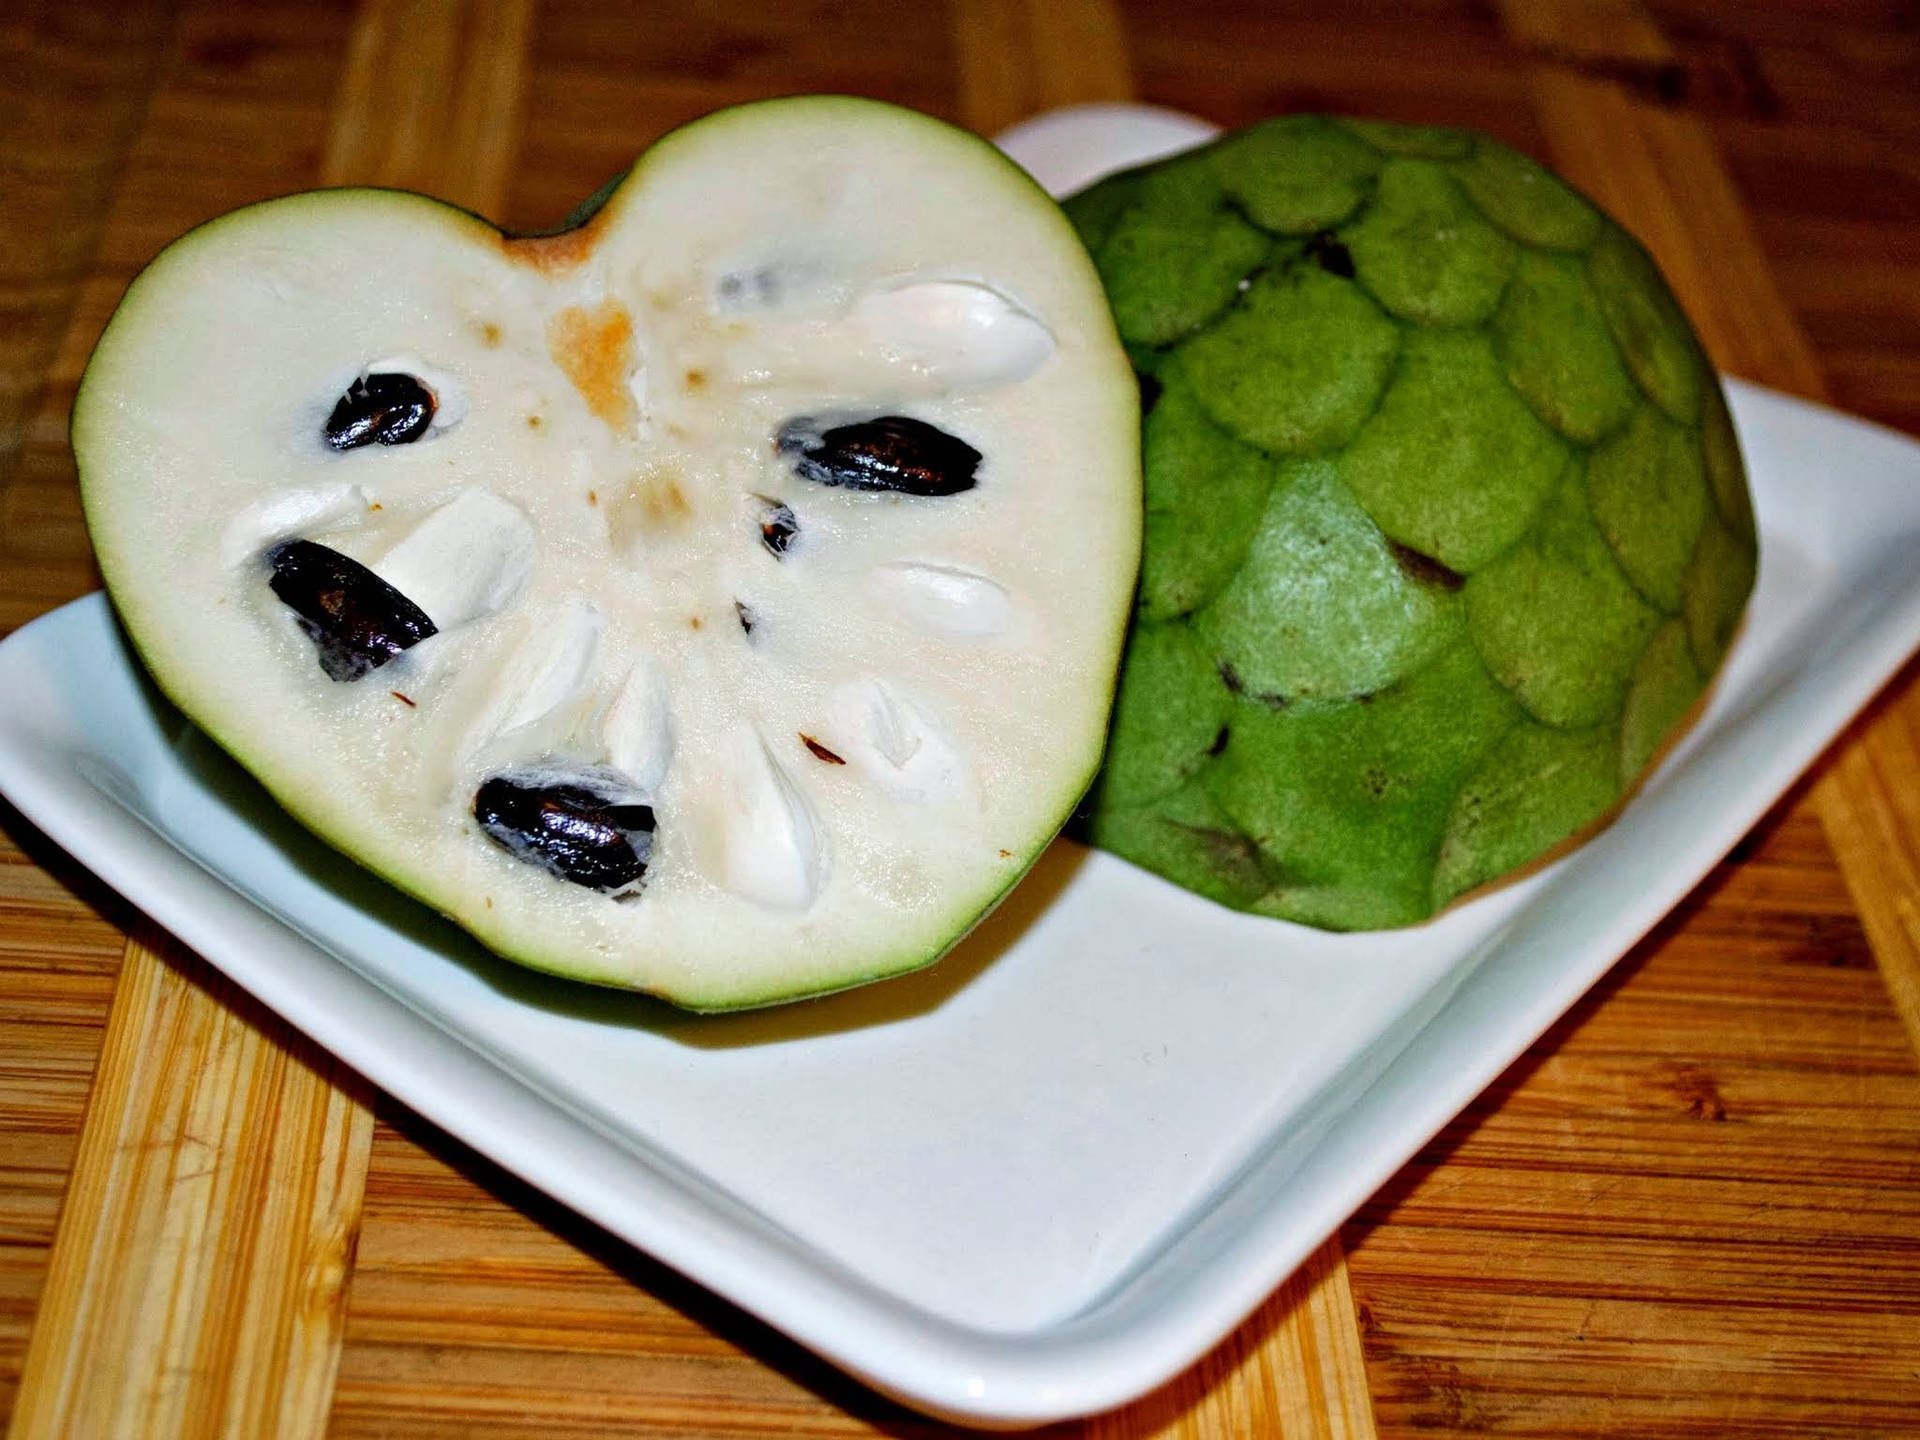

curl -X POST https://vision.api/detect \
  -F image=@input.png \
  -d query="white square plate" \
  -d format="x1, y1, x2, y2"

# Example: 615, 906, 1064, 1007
4, 107, 1920, 1428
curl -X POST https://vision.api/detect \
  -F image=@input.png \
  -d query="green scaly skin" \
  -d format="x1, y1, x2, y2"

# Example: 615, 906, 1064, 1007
1070, 115, 1758, 930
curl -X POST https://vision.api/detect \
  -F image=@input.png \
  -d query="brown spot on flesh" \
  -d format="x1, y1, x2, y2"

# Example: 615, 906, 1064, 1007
504, 205, 615, 274
998, 848, 1012, 858
480, 321, 502, 346
800, 734, 846, 765
548, 299, 635, 430
637, 473, 690, 525
684, 368, 708, 392
391, 690, 416, 708
587, 490, 598, 506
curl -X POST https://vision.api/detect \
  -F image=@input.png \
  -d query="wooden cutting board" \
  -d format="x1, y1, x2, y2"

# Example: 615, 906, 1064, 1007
2, 1, 1917, 1435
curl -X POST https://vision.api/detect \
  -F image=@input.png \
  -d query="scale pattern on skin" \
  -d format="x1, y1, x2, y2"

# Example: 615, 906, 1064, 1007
74, 99, 1138, 1008
1070, 115, 1757, 930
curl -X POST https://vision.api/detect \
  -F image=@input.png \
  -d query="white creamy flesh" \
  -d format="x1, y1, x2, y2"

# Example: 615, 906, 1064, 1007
76, 98, 1138, 1009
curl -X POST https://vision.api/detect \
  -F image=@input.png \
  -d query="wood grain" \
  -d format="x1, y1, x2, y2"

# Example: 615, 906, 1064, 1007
1499, 0, 1920, 1064
7, 0, 534, 1433
1086, 1244, 1377, 1440
321, 0, 533, 205
952, 0, 1134, 138
0, 0, 175, 632
7, 936, 372, 1440
0, 806, 131, 1424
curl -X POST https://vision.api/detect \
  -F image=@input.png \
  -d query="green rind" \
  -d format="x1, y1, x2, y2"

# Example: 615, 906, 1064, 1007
75, 95, 1140, 1011
1465, 457, 1662, 729
1135, 370, 1276, 620
1193, 457, 1463, 702
1079, 113, 1757, 931
1340, 159, 1517, 326
1174, 260, 1402, 455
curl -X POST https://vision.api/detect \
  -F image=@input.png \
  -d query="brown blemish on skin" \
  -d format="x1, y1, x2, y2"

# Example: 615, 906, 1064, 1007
799, 734, 846, 765
1387, 540, 1466, 592
548, 298, 635, 430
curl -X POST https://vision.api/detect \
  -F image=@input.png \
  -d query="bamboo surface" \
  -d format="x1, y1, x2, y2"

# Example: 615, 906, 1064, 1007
8, 936, 371, 1440
2, 1, 1919, 1436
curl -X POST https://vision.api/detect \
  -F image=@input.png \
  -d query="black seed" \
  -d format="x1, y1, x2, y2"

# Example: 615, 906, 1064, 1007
756, 496, 798, 557
776, 415, 980, 496
1386, 540, 1466, 592
267, 539, 437, 681
473, 771, 654, 893
735, 599, 756, 635
1138, 371, 1164, 416
1306, 230, 1356, 279
1218, 659, 1244, 694
325, 371, 435, 451
1207, 726, 1230, 756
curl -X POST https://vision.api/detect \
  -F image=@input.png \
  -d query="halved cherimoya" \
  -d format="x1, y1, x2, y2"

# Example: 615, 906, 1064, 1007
75, 97, 1139, 1010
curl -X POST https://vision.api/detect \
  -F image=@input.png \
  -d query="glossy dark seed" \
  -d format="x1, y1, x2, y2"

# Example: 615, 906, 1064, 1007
324, 371, 435, 451
267, 539, 437, 681
756, 496, 798, 557
776, 415, 980, 496
473, 771, 655, 893
735, 599, 756, 635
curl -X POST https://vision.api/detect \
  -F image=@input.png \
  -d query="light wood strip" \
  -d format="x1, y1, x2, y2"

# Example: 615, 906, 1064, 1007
950, 8, 1378, 1435
951, 0, 1133, 141
0, 0, 177, 628
7, 936, 374, 1440
321, 0, 533, 210
1085, 1241, 1378, 1440
1498, 0, 1920, 1063
10, 1, 535, 1433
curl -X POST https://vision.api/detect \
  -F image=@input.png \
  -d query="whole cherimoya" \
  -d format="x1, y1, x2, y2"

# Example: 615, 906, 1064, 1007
1072, 115, 1756, 929
76, 98, 1140, 1010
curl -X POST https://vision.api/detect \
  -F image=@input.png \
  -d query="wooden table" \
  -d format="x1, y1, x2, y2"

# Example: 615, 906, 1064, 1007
4, 1, 1919, 1434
